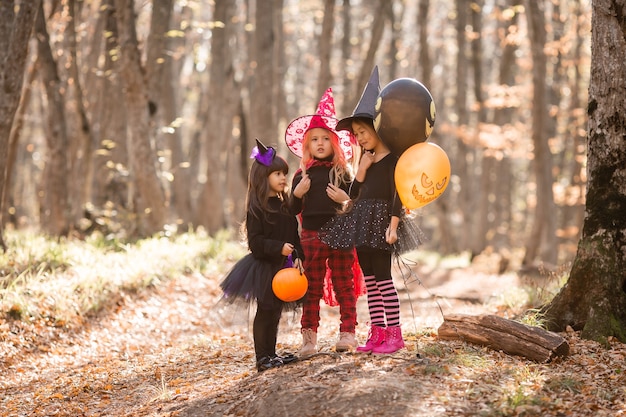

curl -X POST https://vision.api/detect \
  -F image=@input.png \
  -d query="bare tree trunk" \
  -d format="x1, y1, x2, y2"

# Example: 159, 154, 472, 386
162, 42, 194, 226
317, 0, 335, 99
491, 0, 522, 250
470, 0, 488, 257
196, 0, 238, 233
522, 0, 558, 267
416, 0, 431, 87
451, 0, 469, 254
5, 59, 37, 228
544, 0, 626, 344
248, 0, 276, 143
144, 0, 189, 226
0, 0, 40, 250
559, 0, 586, 248
361, 0, 386, 89
114, 0, 167, 236
66, 0, 95, 227
385, 1, 400, 80
35, 1, 71, 237
90, 0, 130, 214
339, 0, 353, 119
349, 1, 386, 121
274, 0, 287, 156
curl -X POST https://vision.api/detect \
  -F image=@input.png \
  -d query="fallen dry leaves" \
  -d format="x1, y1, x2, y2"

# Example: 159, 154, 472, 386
1, 265, 626, 417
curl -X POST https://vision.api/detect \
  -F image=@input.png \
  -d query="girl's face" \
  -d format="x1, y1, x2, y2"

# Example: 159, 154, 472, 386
306, 128, 334, 159
352, 121, 381, 152
268, 170, 287, 196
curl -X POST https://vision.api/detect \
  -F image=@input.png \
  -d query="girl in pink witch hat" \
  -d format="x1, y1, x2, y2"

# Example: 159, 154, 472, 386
285, 88, 365, 356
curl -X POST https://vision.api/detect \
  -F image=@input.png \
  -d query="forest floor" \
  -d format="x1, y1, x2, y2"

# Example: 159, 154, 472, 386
1, 253, 626, 417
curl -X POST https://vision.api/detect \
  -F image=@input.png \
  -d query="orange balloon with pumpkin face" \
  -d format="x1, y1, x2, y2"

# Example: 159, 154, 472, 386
395, 142, 450, 210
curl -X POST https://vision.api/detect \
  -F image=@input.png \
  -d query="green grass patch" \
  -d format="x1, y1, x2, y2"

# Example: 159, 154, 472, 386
0, 229, 246, 325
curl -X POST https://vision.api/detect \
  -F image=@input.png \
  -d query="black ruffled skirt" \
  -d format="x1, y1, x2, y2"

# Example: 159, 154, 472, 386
220, 253, 301, 311
319, 199, 426, 254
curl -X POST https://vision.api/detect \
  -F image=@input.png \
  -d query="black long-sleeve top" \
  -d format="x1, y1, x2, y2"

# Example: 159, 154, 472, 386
247, 196, 304, 264
349, 153, 402, 218
290, 162, 351, 231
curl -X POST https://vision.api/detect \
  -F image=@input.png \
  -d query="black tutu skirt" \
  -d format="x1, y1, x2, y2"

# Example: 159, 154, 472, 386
220, 253, 300, 311
319, 199, 426, 254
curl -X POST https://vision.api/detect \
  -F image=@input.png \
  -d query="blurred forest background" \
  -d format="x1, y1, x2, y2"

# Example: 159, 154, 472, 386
1, 0, 590, 271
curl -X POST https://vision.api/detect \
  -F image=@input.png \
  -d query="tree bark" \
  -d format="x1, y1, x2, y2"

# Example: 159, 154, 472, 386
522, 0, 558, 267
0, 0, 41, 251
5, 56, 37, 229
438, 314, 569, 363
66, 0, 95, 227
316, 0, 335, 99
470, 0, 488, 257
162, 23, 194, 226
114, 0, 167, 236
35, 1, 71, 236
416, 0, 431, 86
248, 0, 276, 143
452, 0, 469, 254
543, 0, 626, 344
490, 0, 522, 249
196, 0, 238, 233
90, 0, 131, 215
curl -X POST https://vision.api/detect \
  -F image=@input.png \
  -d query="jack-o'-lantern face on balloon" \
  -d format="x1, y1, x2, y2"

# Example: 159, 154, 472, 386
394, 142, 450, 210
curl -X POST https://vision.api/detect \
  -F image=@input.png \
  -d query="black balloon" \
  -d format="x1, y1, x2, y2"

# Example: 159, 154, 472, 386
374, 78, 436, 156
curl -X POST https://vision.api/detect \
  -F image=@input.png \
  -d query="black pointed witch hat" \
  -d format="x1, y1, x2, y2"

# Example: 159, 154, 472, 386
336, 66, 380, 133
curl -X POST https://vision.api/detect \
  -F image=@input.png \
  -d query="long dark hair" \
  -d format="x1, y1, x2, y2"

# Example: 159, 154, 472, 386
246, 153, 290, 224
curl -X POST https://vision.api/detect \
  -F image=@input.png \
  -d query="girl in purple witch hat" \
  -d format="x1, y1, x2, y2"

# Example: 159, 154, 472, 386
220, 139, 304, 372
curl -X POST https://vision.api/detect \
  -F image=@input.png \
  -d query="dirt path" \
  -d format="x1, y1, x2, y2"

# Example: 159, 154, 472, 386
2, 262, 624, 416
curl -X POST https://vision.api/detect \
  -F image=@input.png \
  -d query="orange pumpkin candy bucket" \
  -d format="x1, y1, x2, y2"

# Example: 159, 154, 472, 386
272, 266, 308, 302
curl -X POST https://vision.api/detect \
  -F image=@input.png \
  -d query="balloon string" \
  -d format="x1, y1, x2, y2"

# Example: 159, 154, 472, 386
392, 249, 447, 358
392, 249, 482, 356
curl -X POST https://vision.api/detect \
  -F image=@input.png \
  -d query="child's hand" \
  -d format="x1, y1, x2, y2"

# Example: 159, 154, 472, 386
359, 152, 375, 171
355, 152, 374, 182
281, 243, 294, 256
385, 226, 398, 244
293, 174, 310, 198
293, 257, 303, 270
326, 184, 349, 203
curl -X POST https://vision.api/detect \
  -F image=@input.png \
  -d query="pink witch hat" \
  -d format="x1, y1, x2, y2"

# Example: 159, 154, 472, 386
285, 88, 355, 160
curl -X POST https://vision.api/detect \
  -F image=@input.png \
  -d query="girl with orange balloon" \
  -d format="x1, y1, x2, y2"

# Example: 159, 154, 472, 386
320, 67, 425, 355
220, 139, 304, 372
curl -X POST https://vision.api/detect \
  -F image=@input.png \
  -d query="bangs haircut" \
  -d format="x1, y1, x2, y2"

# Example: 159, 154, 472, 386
351, 117, 375, 134
267, 153, 289, 175
301, 128, 353, 187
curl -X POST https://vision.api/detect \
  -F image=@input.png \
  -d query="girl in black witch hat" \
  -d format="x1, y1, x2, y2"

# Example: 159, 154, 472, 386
321, 67, 426, 355
220, 139, 304, 372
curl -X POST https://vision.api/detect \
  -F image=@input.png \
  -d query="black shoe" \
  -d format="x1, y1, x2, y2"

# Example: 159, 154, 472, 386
256, 356, 283, 372
274, 353, 297, 365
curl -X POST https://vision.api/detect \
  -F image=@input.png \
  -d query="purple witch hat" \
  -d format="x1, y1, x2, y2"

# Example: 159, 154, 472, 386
250, 138, 276, 166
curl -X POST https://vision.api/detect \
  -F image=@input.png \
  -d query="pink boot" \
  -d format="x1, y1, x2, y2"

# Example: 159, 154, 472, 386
372, 326, 405, 355
356, 325, 386, 354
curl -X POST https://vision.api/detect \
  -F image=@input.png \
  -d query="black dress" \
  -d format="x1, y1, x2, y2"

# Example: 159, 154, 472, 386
220, 197, 304, 310
320, 154, 425, 254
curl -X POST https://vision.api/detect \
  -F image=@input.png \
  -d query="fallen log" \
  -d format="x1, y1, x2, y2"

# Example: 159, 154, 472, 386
437, 314, 569, 363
